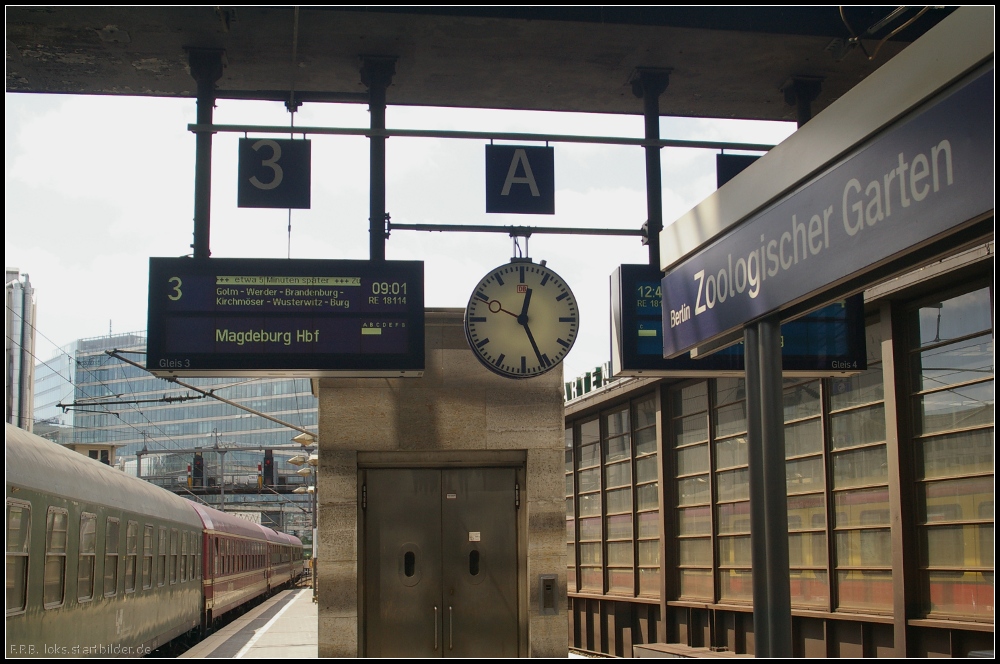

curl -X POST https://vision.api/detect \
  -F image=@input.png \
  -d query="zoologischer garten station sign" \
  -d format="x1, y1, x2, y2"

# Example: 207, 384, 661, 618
661, 67, 993, 359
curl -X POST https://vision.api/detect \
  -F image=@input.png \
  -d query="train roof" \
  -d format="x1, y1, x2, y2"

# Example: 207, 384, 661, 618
4, 424, 202, 529
189, 501, 271, 539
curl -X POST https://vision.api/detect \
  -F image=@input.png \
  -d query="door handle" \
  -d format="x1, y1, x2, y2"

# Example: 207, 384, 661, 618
433, 605, 439, 651
449, 605, 453, 650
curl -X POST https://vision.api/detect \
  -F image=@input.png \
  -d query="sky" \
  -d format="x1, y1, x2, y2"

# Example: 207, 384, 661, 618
5, 92, 796, 384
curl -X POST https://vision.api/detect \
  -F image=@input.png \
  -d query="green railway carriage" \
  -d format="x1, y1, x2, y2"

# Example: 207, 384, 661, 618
6, 424, 203, 657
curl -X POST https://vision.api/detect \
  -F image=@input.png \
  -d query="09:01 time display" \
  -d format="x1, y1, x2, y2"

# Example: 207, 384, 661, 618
372, 281, 408, 296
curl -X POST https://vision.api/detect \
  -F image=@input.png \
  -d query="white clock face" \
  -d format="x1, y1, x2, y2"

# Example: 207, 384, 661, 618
464, 261, 579, 378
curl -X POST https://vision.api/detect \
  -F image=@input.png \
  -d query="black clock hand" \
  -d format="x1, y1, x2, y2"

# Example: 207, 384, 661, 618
522, 321, 546, 367
517, 288, 533, 325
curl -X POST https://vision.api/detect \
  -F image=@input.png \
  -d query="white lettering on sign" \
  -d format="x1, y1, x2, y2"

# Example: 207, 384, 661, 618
501, 148, 540, 197
249, 139, 284, 190
678, 138, 956, 329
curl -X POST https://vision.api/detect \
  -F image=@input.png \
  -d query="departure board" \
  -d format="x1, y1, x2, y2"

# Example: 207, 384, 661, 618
612, 264, 865, 377
147, 258, 424, 377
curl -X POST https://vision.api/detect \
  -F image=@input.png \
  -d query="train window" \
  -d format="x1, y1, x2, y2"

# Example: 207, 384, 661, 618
78, 512, 97, 602
180, 531, 188, 582
125, 521, 138, 593
188, 532, 196, 580
104, 517, 120, 596
6, 500, 31, 615
170, 529, 178, 584
157, 527, 167, 586
142, 525, 154, 589
43, 507, 68, 609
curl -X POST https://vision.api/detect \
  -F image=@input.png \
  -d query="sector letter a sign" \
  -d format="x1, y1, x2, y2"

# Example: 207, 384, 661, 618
485, 145, 555, 214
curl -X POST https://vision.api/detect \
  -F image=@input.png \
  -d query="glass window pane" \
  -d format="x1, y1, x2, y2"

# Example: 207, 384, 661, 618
634, 396, 657, 429
913, 381, 994, 435
608, 568, 634, 594
605, 435, 630, 463
678, 538, 711, 566
920, 570, 994, 618
789, 531, 828, 566
607, 514, 633, 540
719, 569, 753, 602
678, 506, 712, 536
579, 566, 602, 592
608, 541, 633, 566
579, 493, 601, 516
677, 443, 709, 475
830, 404, 886, 450
833, 487, 890, 528
917, 429, 994, 479
916, 476, 993, 522
637, 511, 660, 538
638, 540, 660, 566
679, 568, 713, 599
836, 570, 893, 611
920, 524, 993, 568
715, 402, 748, 439
581, 419, 600, 447
718, 535, 751, 566
790, 570, 829, 608
915, 287, 993, 347
783, 380, 822, 421
606, 462, 631, 488
639, 567, 661, 597
831, 445, 888, 489
606, 409, 630, 436
715, 378, 745, 407
786, 457, 826, 494
673, 381, 708, 416
911, 334, 993, 391
634, 427, 657, 456
717, 467, 749, 503
715, 436, 748, 469
835, 528, 892, 566
788, 493, 827, 529
636, 455, 658, 483
674, 414, 708, 447
678, 476, 710, 506
578, 467, 600, 492
578, 441, 600, 468
717, 502, 751, 535
830, 368, 885, 411
636, 483, 659, 511
579, 517, 601, 541
579, 542, 602, 565
785, 419, 823, 458
606, 487, 632, 514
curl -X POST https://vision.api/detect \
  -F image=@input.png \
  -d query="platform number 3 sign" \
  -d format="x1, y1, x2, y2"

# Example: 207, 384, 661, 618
237, 138, 312, 209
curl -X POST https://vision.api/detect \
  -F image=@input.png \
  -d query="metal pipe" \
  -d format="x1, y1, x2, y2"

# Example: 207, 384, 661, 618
387, 222, 645, 237
186, 123, 776, 153
188, 49, 224, 259
360, 57, 396, 262
743, 323, 770, 657
759, 316, 792, 657
633, 69, 670, 269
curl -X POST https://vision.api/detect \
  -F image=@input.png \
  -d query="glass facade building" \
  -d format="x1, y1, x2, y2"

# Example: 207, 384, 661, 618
565, 248, 993, 657
34, 331, 318, 539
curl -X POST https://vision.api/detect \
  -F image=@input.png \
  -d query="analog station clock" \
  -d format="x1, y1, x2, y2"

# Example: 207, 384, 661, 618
464, 260, 579, 379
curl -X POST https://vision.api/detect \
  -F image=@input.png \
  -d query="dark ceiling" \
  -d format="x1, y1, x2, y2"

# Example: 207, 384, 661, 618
5, 6, 956, 121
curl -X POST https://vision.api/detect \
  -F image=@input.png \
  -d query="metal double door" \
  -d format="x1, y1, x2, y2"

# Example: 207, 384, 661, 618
363, 467, 519, 657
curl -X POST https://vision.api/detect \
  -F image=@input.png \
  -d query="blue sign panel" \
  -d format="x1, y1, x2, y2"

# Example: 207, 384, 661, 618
661, 68, 993, 358
485, 145, 555, 214
147, 258, 424, 377
612, 265, 866, 377
237, 138, 311, 209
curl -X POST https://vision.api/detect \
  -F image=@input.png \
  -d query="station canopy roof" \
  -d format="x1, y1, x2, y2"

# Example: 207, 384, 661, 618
5, 6, 957, 121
